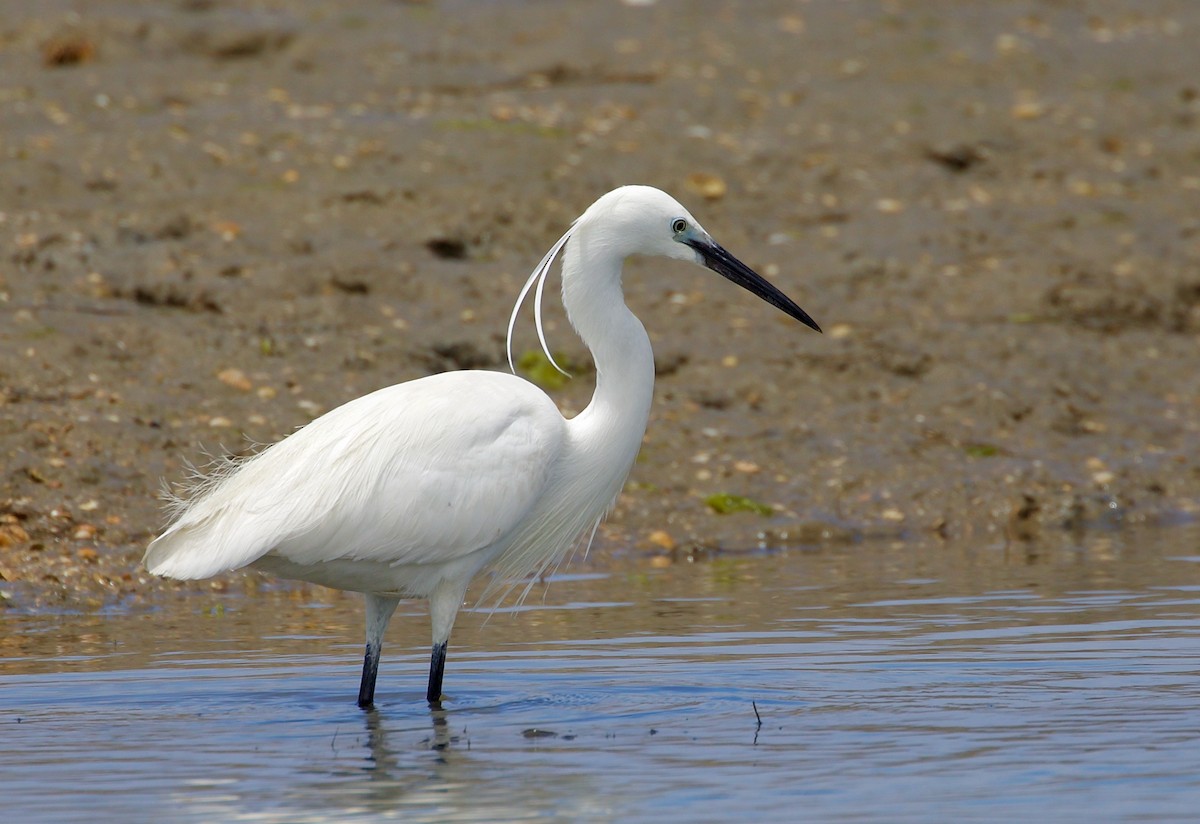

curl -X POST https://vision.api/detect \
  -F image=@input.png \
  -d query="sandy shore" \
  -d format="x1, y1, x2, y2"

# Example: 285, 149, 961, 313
2, 0, 1198, 609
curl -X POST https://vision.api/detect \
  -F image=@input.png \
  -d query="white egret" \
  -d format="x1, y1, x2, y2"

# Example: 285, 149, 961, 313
144, 185, 820, 707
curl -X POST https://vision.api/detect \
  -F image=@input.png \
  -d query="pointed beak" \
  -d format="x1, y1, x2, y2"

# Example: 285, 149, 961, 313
686, 238, 821, 333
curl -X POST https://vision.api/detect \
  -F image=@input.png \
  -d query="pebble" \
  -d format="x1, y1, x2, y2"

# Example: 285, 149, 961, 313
839, 59, 866, 77
778, 15, 805, 35
685, 172, 727, 200
217, 368, 253, 392
994, 33, 1026, 54
0, 523, 30, 547
647, 529, 676, 550
212, 220, 242, 241
1011, 95, 1046, 120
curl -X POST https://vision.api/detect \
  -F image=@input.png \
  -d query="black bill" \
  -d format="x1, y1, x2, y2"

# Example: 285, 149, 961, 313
686, 238, 821, 333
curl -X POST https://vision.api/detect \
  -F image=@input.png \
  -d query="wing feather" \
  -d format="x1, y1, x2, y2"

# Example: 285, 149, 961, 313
143, 371, 565, 580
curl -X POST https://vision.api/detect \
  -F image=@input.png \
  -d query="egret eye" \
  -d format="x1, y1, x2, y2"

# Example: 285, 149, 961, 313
671, 218, 687, 234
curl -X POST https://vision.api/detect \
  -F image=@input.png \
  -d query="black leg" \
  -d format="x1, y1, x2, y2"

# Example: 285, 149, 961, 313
358, 642, 381, 709
426, 641, 448, 705
358, 594, 400, 709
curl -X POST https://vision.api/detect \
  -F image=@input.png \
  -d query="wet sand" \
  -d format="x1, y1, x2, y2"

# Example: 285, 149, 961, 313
1, 0, 1198, 608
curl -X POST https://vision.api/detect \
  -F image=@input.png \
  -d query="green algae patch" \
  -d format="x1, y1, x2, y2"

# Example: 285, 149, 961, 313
704, 493, 774, 516
517, 350, 573, 391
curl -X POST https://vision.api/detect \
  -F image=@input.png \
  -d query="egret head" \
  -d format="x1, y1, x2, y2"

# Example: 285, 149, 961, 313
578, 185, 821, 333
507, 185, 820, 375
575, 185, 704, 264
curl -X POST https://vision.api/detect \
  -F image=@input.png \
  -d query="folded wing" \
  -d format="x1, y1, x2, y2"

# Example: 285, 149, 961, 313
143, 371, 566, 580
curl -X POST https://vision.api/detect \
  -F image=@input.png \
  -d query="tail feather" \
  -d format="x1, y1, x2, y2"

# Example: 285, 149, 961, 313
142, 507, 264, 580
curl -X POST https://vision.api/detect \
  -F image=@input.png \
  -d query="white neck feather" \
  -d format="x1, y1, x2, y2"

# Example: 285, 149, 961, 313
559, 230, 655, 463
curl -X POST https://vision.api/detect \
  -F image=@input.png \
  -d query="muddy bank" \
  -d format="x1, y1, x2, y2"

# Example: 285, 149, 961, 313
1, 0, 1198, 609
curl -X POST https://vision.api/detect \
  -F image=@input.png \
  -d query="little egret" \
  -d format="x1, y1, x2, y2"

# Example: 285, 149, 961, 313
144, 185, 820, 707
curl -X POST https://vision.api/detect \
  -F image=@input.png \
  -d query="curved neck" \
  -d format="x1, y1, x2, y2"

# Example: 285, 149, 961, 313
560, 236, 655, 438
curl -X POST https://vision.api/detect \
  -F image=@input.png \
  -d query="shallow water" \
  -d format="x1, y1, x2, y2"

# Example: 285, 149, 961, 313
4, 524, 1200, 822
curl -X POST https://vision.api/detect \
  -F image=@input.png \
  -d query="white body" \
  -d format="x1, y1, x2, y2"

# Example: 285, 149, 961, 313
145, 366, 648, 601
144, 187, 673, 611
142, 185, 815, 704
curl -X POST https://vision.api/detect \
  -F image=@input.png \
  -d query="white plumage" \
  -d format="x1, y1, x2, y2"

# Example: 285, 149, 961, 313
144, 185, 819, 707
149, 373, 564, 581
